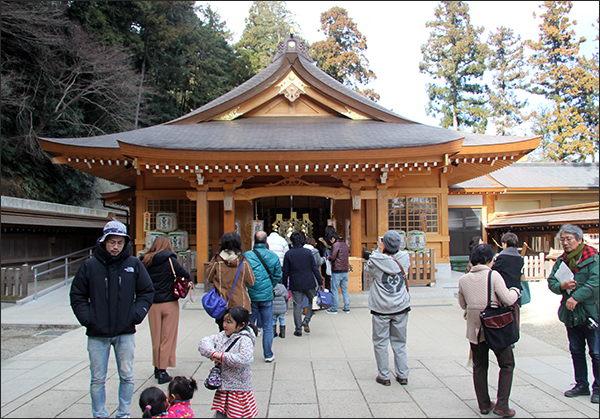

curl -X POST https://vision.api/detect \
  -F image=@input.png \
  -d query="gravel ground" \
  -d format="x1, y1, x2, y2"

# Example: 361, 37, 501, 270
1, 324, 80, 362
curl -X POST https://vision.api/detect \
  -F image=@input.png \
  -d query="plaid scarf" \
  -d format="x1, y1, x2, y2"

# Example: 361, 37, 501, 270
563, 244, 599, 273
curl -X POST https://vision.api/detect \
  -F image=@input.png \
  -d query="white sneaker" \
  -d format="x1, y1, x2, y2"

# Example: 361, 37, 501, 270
257, 328, 262, 337
265, 355, 275, 363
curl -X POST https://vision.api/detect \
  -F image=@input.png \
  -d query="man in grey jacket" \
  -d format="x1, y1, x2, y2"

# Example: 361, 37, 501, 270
364, 230, 411, 387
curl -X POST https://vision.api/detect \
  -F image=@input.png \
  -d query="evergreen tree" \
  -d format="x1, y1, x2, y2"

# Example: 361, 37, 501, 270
68, 1, 241, 127
235, 1, 298, 76
526, 1, 597, 161
309, 6, 379, 101
419, 1, 488, 133
486, 27, 528, 135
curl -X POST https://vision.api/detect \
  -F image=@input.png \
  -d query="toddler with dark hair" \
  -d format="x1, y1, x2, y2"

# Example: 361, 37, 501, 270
139, 386, 168, 418
166, 376, 197, 417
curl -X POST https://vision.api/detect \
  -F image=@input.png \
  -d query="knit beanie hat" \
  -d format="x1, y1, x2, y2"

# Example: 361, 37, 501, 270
383, 230, 401, 253
99, 220, 130, 243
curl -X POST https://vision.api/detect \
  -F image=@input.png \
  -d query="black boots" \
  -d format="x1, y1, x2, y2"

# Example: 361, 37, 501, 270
279, 325, 286, 338
155, 367, 172, 384
273, 325, 278, 337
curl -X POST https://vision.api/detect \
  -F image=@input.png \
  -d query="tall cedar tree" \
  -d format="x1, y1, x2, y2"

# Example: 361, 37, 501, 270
235, 1, 298, 76
419, 1, 488, 133
487, 27, 528, 135
526, 1, 597, 162
310, 6, 379, 102
1, 1, 142, 204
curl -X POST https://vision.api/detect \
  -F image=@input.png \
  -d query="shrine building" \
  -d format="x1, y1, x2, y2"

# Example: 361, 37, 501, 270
38, 34, 541, 281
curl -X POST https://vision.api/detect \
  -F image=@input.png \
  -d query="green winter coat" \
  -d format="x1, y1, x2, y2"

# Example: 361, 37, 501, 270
244, 243, 282, 302
547, 246, 599, 328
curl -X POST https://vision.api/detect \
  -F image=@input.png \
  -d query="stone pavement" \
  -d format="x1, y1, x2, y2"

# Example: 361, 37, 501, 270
1, 272, 598, 418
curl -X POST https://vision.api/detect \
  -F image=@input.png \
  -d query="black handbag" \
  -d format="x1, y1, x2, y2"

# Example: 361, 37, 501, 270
478, 270, 519, 352
204, 337, 240, 390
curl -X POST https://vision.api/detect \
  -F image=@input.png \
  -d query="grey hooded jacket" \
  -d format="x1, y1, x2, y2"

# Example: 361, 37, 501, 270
365, 249, 411, 315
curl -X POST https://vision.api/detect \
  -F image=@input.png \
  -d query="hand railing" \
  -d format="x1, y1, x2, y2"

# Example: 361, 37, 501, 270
30, 246, 94, 300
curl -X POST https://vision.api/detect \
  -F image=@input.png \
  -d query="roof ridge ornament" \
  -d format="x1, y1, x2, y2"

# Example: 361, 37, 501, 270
272, 33, 313, 64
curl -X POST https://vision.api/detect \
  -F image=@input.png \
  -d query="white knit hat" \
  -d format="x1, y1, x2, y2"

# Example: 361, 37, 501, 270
99, 220, 130, 243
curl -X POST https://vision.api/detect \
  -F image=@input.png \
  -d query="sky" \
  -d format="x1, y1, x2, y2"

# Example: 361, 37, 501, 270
200, 1, 598, 134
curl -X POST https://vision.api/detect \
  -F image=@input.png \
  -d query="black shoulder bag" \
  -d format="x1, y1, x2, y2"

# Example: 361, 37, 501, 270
478, 270, 519, 352
253, 249, 274, 282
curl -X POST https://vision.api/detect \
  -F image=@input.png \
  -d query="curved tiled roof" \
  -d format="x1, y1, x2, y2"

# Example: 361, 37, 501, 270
42, 117, 465, 151
452, 162, 600, 189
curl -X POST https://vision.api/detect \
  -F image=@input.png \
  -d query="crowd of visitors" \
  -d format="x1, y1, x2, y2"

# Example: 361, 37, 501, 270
69, 219, 598, 417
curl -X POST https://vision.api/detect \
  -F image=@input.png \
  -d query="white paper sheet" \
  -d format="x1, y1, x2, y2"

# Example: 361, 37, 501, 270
555, 262, 574, 294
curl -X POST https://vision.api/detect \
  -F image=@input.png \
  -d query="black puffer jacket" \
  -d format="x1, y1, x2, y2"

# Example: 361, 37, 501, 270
141, 250, 190, 304
70, 240, 154, 337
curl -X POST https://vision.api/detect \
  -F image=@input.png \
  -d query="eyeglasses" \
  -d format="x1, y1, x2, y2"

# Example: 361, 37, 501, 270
559, 236, 577, 243
106, 240, 125, 246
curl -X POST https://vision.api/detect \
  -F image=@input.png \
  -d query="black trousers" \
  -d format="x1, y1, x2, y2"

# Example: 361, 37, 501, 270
471, 341, 515, 412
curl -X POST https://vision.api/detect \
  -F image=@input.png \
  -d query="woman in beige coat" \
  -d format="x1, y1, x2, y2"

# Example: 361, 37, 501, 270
458, 244, 521, 418
205, 232, 255, 331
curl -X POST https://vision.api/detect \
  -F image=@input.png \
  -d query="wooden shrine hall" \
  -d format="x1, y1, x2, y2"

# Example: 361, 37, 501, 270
38, 34, 540, 280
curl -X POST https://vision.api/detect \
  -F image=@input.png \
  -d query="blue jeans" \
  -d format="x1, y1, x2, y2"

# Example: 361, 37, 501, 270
273, 313, 286, 326
331, 272, 350, 311
250, 301, 274, 359
88, 334, 135, 418
566, 324, 599, 391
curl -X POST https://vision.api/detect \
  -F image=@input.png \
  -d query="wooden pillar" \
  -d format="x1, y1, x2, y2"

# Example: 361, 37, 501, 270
350, 190, 362, 257
134, 175, 146, 255
377, 187, 389, 237
196, 189, 209, 263
223, 190, 235, 234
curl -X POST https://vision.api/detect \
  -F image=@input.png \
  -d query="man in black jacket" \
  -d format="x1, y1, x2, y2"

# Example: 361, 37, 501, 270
70, 220, 154, 418
283, 231, 323, 337
492, 232, 525, 329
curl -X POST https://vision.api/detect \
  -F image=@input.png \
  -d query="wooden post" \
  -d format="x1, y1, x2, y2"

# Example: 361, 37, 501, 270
1, 267, 6, 296
377, 188, 389, 238
20, 264, 29, 297
223, 190, 235, 235
350, 190, 362, 257
196, 189, 209, 264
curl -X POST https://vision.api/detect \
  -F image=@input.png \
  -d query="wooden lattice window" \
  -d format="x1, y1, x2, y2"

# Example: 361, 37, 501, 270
388, 196, 438, 233
147, 199, 196, 234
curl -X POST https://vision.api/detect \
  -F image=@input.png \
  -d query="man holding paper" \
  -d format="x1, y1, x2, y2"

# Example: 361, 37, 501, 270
547, 224, 599, 404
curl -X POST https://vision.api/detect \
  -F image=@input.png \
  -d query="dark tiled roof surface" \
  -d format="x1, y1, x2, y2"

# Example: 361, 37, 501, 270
42, 117, 469, 151
453, 162, 600, 189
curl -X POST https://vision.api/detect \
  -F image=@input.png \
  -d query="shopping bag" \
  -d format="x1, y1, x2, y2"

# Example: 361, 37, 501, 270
317, 289, 333, 309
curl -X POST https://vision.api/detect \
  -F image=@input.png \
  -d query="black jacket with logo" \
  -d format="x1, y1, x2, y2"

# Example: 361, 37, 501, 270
70, 240, 154, 337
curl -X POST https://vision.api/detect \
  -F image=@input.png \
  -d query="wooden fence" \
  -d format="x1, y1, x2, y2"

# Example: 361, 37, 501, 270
523, 252, 546, 281
363, 248, 436, 291
406, 249, 436, 286
1, 265, 29, 297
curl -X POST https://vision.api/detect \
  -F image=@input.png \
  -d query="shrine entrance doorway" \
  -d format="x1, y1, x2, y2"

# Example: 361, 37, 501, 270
255, 196, 331, 240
